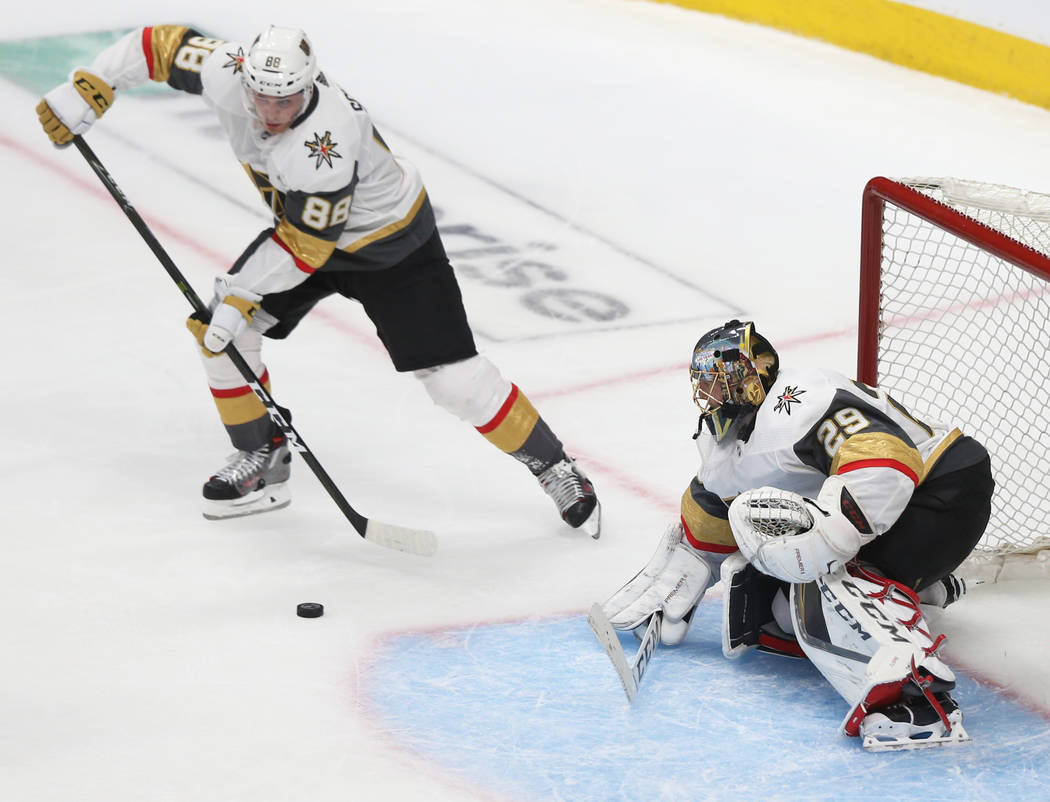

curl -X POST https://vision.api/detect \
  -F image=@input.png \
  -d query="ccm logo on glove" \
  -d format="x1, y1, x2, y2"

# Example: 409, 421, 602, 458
36, 69, 114, 146
73, 72, 112, 113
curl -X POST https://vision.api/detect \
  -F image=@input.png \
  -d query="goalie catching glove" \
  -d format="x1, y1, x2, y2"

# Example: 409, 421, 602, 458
37, 70, 114, 146
186, 277, 263, 355
729, 475, 876, 583
600, 522, 717, 646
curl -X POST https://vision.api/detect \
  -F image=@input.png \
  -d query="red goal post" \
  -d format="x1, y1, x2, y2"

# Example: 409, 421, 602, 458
858, 177, 1050, 579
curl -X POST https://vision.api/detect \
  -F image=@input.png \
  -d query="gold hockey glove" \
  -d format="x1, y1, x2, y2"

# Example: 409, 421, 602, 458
186, 313, 222, 358
36, 69, 115, 146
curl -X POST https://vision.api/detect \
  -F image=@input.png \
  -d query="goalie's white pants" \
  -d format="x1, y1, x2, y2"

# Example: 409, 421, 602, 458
789, 566, 955, 737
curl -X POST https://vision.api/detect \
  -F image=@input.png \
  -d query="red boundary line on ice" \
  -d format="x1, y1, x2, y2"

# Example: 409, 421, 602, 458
0, 131, 383, 354
1, 130, 711, 512
529, 324, 857, 403
349, 614, 574, 802
945, 651, 1050, 720
15, 132, 1049, 739
0, 132, 232, 266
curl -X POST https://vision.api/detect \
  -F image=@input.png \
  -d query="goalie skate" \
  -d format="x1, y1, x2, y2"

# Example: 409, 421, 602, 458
202, 435, 292, 520
860, 692, 972, 752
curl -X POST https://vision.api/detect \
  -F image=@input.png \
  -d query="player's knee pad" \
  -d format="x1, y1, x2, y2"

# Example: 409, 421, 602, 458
414, 355, 511, 426
790, 564, 955, 736
200, 328, 264, 388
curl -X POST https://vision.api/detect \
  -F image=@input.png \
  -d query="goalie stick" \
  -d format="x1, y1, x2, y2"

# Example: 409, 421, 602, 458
71, 135, 437, 557
587, 603, 661, 703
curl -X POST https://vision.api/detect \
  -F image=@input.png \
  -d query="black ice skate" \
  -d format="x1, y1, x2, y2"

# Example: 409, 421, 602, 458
201, 435, 292, 520
538, 457, 601, 538
859, 690, 971, 751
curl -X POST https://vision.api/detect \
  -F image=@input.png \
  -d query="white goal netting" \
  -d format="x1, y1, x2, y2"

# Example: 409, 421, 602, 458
865, 177, 1050, 578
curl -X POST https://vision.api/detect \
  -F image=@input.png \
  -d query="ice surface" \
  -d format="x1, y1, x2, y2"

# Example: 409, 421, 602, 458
4, 2, 1049, 800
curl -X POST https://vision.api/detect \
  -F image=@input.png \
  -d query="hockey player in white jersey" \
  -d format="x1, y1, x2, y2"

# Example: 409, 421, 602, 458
36, 25, 599, 536
599, 320, 993, 750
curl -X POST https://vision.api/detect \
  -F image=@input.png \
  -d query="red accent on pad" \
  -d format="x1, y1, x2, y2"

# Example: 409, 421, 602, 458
209, 369, 270, 398
837, 458, 919, 486
681, 517, 739, 554
476, 384, 519, 434
270, 233, 317, 274
757, 632, 806, 658
843, 679, 907, 737
142, 28, 155, 79
850, 562, 923, 607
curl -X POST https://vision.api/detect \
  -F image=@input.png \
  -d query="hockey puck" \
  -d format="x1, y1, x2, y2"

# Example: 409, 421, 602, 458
296, 602, 324, 618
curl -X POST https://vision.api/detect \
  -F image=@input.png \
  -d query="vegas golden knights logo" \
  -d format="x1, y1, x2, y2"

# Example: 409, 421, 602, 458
304, 131, 341, 169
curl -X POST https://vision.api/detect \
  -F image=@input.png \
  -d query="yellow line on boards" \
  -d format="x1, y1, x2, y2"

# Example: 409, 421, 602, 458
648, 0, 1050, 110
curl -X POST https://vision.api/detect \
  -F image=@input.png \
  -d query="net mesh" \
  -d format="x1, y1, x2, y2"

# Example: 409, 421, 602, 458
876, 178, 1050, 556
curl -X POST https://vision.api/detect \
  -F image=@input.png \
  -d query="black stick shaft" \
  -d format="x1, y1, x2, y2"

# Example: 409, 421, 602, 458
73, 135, 370, 536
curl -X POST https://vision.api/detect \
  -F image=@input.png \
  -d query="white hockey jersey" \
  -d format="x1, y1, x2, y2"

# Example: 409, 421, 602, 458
680, 366, 974, 553
84, 25, 435, 295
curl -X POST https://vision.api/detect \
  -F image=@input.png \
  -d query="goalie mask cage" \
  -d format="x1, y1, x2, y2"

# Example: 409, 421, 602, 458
858, 176, 1050, 570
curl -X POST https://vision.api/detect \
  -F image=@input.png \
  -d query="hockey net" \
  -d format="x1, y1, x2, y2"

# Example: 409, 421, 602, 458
859, 177, 1050, 582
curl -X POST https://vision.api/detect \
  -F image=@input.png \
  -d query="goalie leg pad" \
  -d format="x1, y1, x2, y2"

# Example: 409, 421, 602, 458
602, 523, 680, 630
602, 523, 717, 645
790, 565, 957, 738
756, 590, 806, 659
721, 551, 801, 658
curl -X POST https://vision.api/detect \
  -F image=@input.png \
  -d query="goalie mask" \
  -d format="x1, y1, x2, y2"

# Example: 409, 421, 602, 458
242, 26, 318, 132
690, 320, 779, 441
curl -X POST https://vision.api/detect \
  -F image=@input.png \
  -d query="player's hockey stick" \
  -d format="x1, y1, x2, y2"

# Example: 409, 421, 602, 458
587, 603, 661, 703
72, 135, 437, 557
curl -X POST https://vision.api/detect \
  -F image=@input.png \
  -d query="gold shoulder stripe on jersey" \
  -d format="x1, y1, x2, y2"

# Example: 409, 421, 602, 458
148, 25, 191, 84
831, 431, 924, 479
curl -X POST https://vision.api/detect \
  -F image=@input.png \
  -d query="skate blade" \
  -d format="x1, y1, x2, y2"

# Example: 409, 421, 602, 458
202, 483, 291, 520
862, 722, 972, 752
579, 501, 602, 539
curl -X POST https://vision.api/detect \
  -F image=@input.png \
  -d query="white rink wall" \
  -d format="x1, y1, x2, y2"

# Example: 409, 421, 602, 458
899, 0, 1050, 44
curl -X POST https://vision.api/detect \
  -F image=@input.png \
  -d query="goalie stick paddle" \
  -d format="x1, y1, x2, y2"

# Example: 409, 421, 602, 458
587, 603, 662, 703
72, 135, 437, 557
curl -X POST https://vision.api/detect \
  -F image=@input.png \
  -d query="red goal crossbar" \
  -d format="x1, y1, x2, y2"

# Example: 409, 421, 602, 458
858, 176, 1050, 384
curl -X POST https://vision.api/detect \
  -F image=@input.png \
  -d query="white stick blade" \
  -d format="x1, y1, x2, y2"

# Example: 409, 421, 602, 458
630, 612, 662, 689
364, 520, 438, 557
587, 603, 638, 702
